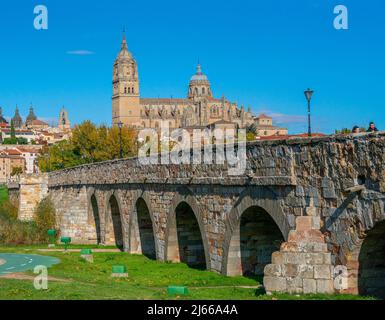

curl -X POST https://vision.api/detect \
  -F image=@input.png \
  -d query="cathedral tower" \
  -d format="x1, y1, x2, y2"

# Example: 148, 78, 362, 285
112, 32, 141, 127
58, 106, 71, 131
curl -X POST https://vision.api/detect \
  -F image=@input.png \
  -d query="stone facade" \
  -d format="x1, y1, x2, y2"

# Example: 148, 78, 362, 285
10, 132, 385, 297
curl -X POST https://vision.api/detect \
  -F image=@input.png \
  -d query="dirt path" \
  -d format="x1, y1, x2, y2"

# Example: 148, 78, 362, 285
37, 249, 121, 253
0, 272, 72, 282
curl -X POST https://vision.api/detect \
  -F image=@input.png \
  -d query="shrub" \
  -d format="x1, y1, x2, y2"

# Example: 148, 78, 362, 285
0, 200, 19, 220
34, 197, 57, 242
0, 198, 56, 245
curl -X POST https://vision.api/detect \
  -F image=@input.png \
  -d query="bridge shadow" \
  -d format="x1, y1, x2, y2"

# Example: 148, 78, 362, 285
325, 193, 358, 231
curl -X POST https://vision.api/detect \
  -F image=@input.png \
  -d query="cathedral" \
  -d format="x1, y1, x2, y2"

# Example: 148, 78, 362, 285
112, 33, 258, 131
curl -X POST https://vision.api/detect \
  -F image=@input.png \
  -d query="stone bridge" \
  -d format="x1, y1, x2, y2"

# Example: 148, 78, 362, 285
8, 133, 385, 297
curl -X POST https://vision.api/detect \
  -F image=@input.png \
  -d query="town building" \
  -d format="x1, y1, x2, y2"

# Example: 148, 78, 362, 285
0, 105, 71, 145
251, 114, 288, 137
0, 129, 37, 143
0, 149, 25, 184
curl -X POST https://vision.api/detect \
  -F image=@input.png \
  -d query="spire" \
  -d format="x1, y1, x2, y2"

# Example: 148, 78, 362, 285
121, 27, 128, 50
27, 104, 37, 122
12, 105, 23, 128
196, 63, 202, 75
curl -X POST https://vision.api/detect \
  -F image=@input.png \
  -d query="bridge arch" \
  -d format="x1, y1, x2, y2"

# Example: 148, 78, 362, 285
104, 191, 125, 251
222, 187, 290, 276
325, 196, 385, 297
357, 219, 385, 298
129, 191, 158, 260
165, 191, 210, 270
87, 188, 102, 245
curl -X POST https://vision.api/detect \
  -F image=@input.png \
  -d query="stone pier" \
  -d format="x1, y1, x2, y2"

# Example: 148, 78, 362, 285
264, 215, 334, 294
17, 174, 49, 221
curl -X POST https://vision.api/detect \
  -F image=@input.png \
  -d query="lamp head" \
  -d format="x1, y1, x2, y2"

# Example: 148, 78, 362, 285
304, 88, 314, 102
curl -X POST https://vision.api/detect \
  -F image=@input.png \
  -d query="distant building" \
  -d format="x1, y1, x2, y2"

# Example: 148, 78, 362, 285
58, 106, 71, 131
25, 119, 49, 131
0, 149, 25, 183
111, 33, 289, 138
26, 105, 37, 123
112, 33, 258, 130
11, 106, 23, 128
0, 107, 8, 125
14, 147, 40, 174
252, 114, 288, 137
1, 129, 37, 143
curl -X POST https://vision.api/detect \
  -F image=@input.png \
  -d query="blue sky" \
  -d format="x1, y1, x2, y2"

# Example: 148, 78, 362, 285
0, 0, 384, 133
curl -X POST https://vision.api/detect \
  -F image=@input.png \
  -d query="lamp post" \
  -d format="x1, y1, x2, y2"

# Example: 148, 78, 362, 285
118, 121, 123, 159
304, 88, 314, 137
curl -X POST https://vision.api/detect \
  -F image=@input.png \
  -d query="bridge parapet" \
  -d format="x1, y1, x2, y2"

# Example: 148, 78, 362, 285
47, 132, 385, 192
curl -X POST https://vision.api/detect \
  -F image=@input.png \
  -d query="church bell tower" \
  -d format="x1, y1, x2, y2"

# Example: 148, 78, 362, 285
112, 32, 141, 127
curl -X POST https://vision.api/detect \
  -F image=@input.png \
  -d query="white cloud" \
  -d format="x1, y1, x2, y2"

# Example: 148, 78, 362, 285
66, 50, 95, 55
268, 113, 307, 124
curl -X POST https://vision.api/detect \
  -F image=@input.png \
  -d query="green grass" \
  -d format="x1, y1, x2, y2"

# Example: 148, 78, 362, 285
0, 186, 9, 206
0, 245, 376, 300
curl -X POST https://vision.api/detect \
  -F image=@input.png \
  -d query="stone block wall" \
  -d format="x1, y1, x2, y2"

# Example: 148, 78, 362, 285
18, 174, 48, 221
264, 215, 335, 294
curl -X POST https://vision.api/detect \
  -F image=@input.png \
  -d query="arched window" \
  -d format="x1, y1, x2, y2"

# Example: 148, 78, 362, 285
195, 88, 198, 95
124, 87, 127, 94
202, 87, 206, 95
132, 87, 135, 94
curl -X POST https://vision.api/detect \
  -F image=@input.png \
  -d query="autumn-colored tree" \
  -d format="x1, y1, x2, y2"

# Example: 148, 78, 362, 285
37, 121, 138, 172
11, 167, 23, 177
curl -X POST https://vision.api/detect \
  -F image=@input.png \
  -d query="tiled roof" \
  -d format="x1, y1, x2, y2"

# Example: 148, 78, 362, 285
29, 119, 49, 126
257, 114, 272, 119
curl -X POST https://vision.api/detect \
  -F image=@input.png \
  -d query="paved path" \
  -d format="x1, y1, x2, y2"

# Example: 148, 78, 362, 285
38, 249, 121, 253
0, 254, 60, 276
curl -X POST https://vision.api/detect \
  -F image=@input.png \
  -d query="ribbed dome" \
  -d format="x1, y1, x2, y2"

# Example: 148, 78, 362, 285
190, 64, 209, 82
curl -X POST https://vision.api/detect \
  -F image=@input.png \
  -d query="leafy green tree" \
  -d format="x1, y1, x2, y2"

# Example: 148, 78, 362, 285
10, 120, 16, 139
335, 128, 351, 134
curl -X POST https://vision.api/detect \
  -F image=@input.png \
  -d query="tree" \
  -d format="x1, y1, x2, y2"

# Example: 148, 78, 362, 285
10, 120, 16, 140
11, 167, 23, 177
37, 121, 138, 172
247, 132, 256, 142
335, 128, 351, 134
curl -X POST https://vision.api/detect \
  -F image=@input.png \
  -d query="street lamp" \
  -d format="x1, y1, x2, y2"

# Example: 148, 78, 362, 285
118, 121, 123, 159
304, 88, 314, 137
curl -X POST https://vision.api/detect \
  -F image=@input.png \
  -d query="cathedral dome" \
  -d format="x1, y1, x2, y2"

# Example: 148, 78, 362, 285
190, 64, 209, 82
